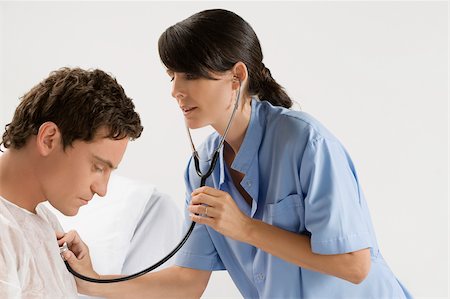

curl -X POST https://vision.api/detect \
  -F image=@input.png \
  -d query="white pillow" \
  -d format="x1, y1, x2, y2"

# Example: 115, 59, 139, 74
45, 174, 154, 274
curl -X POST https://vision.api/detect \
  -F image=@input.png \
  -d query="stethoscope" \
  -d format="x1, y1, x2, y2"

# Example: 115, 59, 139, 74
63, 79, 242, 283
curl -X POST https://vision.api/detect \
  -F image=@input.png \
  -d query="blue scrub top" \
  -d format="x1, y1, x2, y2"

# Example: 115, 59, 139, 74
176, 99, 412, 299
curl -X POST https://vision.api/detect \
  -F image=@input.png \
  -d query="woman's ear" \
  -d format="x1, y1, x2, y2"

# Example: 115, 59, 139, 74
36, 122, 62, 156
231, 62, 248, 90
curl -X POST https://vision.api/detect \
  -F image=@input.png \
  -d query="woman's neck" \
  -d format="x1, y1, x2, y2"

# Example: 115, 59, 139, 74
213, 97, 252, 158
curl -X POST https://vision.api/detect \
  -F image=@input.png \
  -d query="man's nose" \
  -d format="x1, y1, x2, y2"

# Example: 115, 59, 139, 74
91, 176, 108, 198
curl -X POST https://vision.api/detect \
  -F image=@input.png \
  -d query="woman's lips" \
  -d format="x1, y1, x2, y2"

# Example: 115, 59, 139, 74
182, 106, 197, 116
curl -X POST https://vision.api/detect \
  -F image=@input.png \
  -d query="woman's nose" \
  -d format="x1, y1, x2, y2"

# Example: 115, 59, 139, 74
171, 75, 186, 101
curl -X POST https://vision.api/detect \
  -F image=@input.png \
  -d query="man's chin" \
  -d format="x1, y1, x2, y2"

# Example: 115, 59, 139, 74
47, 201, 80, 216
60, 206, 80, 217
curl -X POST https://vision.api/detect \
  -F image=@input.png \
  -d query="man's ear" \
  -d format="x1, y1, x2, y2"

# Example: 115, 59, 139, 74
36, 122, 62, 156
231, 61, 248, 90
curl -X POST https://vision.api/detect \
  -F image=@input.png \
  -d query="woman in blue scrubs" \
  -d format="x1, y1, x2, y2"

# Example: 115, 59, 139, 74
159, 8, 412, 299
67, 8, 412, 298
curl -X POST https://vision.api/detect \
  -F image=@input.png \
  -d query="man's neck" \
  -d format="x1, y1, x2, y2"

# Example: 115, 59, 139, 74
0, 150, 45, 213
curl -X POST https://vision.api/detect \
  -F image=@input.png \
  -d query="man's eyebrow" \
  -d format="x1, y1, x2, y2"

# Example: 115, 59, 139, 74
93, 155, 118, 170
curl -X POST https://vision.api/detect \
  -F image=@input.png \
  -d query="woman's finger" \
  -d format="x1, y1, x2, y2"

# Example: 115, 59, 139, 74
189, 204, 215, 218
55, 230, 65, 240
62, 249, 97, 278
191, 186, 224, 197
56, 230, 88, 258
190, 192, 219, 206
57, 233, 74, 246
190, 213, 215, 225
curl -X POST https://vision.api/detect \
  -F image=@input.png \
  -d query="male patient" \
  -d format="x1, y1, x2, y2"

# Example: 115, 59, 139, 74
0, 67, 143, 298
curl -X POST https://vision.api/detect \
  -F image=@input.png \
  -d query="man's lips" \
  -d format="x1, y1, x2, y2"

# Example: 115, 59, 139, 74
79, 198, 91, 205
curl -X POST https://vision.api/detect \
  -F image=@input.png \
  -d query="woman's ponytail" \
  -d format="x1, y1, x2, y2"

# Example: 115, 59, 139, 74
254, 64, 292, 109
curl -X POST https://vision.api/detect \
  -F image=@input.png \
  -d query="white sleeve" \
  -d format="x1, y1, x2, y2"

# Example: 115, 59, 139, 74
121, 190, 183, 275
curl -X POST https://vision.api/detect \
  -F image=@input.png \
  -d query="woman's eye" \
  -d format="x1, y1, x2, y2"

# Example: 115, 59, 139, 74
166, 70, 175, 82
185, 73, 198, 80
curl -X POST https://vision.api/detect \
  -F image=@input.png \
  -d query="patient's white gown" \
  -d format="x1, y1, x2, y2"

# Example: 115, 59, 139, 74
0, 196, 78, 299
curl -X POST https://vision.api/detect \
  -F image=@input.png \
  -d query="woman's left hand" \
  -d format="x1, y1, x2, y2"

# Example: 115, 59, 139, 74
189, 186, 252, 241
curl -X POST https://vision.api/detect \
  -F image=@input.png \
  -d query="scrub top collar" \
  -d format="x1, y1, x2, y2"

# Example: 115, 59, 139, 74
230, 97, 264, 174
217, 97, 264, 216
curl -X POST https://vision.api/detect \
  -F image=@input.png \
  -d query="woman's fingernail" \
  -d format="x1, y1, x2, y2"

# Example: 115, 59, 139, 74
63, 251, 70, 260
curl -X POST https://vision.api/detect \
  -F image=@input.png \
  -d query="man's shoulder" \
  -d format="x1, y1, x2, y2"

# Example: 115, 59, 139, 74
0, 197, 22, 234
36, 203, 64, 232
0, 204, 25, 252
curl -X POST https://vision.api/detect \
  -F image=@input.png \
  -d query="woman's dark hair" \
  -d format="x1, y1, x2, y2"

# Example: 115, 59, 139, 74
158, 9, 292, 108
1, 67, 143, 150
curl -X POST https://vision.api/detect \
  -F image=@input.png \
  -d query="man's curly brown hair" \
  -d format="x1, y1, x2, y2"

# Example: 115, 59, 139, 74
1, 67, 143, 150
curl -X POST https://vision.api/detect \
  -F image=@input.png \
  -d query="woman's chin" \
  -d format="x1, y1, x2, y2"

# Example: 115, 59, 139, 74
185, 120, 208, 130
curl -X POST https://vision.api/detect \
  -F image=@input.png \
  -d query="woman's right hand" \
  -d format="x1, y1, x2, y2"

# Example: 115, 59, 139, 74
56, 230, 100, 294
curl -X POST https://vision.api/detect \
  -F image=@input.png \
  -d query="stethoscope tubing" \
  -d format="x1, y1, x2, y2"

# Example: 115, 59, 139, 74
64, 81, 241, 283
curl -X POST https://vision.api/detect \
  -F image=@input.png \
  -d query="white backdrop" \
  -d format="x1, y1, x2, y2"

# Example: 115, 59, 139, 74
0, 1, 448, 298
